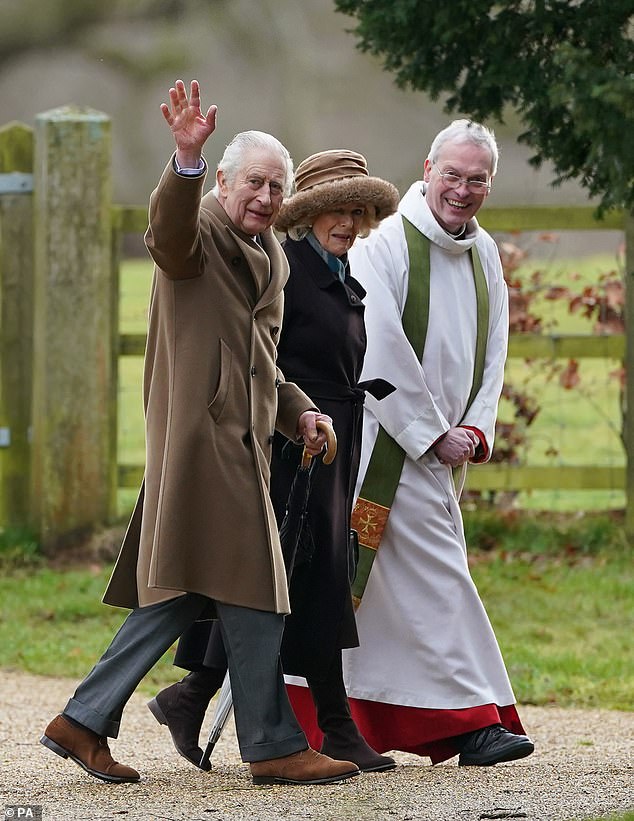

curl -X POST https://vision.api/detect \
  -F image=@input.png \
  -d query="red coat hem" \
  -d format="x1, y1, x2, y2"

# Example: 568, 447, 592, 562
286, 683, 525, 764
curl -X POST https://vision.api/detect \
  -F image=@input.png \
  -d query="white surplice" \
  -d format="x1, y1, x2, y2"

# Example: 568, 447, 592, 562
340, 181, 516, 711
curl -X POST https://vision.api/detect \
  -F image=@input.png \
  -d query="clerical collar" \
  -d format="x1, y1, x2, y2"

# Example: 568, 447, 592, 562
446, 224, 467, 240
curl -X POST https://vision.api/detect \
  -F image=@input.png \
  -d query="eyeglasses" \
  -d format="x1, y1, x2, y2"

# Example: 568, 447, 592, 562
432, 163, 491, 193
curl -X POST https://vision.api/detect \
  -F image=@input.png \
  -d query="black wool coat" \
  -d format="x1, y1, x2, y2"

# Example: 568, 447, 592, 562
274, 236, 368, 678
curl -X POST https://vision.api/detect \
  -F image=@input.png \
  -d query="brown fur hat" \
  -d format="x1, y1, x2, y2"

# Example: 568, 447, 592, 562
275, 149, 399, 235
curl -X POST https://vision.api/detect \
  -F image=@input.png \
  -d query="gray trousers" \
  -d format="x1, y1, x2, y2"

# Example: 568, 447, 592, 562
63, 593, 307, 762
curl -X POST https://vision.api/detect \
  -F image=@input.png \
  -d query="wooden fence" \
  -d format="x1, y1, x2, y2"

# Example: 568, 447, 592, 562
1, 112, 632, 551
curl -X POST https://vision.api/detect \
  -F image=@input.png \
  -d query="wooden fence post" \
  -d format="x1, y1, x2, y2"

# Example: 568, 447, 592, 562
625, 211, 634, 545
0, 122, 34, 528
31, 106, 116, 552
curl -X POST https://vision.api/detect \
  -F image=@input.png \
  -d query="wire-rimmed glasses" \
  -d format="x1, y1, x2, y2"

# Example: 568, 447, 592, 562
432, 162, 491, 193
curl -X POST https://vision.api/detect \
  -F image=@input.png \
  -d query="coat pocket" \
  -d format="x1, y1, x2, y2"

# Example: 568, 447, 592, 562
207, 338, 233, 422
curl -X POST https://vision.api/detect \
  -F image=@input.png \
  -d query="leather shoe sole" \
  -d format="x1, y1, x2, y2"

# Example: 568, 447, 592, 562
252, 769, 359, 785
360, 759, 397, 773
251, 770, 361, 786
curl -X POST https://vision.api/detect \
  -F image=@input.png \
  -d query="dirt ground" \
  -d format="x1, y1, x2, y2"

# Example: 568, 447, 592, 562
1, 669, 632, 821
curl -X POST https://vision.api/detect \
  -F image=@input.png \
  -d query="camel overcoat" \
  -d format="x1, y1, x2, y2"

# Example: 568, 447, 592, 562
103, 158, 315, 614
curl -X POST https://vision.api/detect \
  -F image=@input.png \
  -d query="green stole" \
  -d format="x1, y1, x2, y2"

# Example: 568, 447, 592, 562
350, 215, 489, 608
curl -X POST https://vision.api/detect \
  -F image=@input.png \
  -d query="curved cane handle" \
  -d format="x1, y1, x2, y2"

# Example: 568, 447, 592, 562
317, 419, 337, 465
301, 419, 337, 467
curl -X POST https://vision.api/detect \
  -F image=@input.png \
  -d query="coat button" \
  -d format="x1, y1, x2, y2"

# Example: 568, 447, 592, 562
271, 326, 279, 336
268, 434, 274, 444
251, 366, 257, 376
274, 377, 281, 388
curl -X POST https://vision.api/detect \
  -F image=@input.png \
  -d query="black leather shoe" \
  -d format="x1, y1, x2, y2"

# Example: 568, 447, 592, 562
457, 724, 534, 766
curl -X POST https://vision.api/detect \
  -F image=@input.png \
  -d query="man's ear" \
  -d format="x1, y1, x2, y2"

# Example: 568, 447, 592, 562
423, 158, 433, 182
216, 169, 228, 196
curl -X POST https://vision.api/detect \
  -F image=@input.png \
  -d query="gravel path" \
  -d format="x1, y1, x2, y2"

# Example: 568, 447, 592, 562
1, 669, 632, 821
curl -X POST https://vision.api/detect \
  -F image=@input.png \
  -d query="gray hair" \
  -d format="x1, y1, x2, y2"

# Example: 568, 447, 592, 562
428, 119, 499, 177
212, 130, 294, 196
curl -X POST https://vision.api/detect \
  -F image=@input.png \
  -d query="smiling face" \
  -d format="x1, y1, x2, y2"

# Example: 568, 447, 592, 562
311, 203, 366, 256
216, 148, 287, 235
423, 139, 493, 233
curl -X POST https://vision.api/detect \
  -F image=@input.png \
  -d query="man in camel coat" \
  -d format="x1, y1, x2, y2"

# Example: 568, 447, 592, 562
40, 79, 359, 788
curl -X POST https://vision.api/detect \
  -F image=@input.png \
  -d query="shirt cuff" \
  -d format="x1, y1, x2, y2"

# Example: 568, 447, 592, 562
173, 156, 206, 176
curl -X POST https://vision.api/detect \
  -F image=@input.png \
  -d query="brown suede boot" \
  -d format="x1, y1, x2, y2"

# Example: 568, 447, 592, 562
250, 747, 359, 785
147, 667, 226, 770
308, 654, 396, 773
40, 715, 140, 783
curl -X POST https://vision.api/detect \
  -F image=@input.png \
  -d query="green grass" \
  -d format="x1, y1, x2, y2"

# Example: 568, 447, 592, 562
587, 815, 634, 821
493, 249, 625, 512
464, 509, 634, 711
510, 249, 624, 335
119, 257, 154, 334
1, 512, 631, 706
0, 526, 41, 569
501, 251, 625, 512
117, 258, 151, 515
472, 550, 633, 710
0, 564, 180, 693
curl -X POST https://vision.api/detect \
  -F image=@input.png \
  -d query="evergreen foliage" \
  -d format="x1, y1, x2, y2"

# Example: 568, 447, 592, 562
335, 0, 634, 214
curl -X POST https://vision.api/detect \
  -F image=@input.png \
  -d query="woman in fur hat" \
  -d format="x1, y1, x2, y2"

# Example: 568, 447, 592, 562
271, 151, 399, 771
148, 149, 400, 773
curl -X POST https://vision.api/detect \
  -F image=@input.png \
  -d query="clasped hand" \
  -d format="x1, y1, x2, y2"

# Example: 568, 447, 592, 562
297, 412, 334, 457
434, 427, 479, 467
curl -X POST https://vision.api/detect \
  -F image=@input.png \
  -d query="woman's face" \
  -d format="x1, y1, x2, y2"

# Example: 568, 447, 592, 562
311, 202, 366, 256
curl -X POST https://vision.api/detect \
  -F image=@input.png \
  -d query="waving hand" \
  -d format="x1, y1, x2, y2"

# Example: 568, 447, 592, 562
160, 79, 218, 168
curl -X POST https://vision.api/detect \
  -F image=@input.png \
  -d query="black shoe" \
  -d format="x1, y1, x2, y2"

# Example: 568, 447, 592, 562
457, 724, 534, 767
